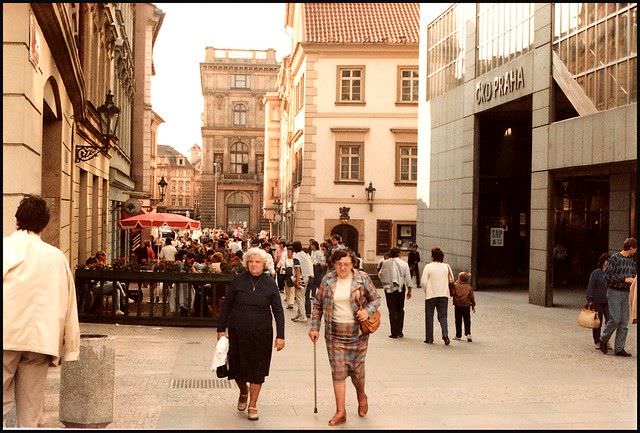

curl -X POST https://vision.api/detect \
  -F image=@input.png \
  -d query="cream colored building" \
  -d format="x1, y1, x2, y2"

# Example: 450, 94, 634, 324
4, 4, 125, 268
417, 3, 637, 305
157, 145, 199, 216
199, 48, 279, 232
264, 3, 419, 265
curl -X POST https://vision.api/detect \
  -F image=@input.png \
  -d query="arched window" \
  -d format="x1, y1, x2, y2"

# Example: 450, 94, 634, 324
227, 192, 251, 205
230, 142, 249, 174
233, 103, 247, 126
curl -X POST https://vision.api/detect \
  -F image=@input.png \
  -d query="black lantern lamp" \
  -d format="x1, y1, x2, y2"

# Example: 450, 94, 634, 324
150, 176, 168, 206
365, 181, 376, 211
75, 90, 121, 162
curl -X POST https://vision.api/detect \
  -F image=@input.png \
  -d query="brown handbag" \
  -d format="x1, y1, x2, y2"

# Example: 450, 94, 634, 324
358, 287, 381, 334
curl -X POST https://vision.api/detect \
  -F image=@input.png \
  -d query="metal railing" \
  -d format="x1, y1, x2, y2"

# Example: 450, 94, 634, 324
75, 269, 234, 327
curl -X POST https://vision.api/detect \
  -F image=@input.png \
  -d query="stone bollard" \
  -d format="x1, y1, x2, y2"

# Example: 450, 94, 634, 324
59, 334, 115, 428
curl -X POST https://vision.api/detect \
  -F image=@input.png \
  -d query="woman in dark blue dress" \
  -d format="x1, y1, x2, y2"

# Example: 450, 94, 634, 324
217, 247, 285, 421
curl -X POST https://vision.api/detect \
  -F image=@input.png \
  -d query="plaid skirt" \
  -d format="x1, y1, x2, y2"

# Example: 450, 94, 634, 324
326, 321, 369, 381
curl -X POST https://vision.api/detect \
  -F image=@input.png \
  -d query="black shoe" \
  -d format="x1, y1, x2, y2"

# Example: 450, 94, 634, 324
398, 333, 404, 338
423, 340, 433, 344
600, 340, 608, 354
443, 336, 450, 345
388, 334, 398, 339
614, 350, 632, 357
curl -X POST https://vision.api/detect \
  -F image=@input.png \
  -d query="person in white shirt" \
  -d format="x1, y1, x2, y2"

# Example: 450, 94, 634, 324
420, 246, 454, 345
229, 237, 242, 254
307, 240, 326, 317
159, 237, 178, 261
378, 248, 415, 338
261, 242, 276, 279
3, 195, 80, 427
291, 241, 313, 322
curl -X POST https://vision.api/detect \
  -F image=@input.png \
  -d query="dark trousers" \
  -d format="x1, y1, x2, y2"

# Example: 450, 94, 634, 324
454, 306, 471, 338
385, 289, 406, 337
425, 297, 448, 342
592, 302, 610, 344
305, 276, 316, 317
276, 273, 285, 292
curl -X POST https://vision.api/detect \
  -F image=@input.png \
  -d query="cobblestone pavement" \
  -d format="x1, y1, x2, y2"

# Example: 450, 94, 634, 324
23, 287, 637, 429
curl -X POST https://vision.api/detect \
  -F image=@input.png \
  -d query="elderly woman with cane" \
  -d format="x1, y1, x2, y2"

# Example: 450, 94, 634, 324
217, 247, 285, 421
309, 249, 381, 426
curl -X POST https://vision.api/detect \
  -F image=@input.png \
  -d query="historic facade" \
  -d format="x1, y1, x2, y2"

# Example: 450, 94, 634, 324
264, 3, 419, 266
3, 3, 164, 268
417, 3, 637, 305
156, 145, 199, 217
199, 48, 279, 232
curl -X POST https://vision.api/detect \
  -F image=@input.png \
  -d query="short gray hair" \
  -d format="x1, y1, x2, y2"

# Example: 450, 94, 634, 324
242, 247, 270, 268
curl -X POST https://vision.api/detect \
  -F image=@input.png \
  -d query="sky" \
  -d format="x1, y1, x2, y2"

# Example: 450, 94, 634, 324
151, 3, 450, 158
151, 3, 291, 157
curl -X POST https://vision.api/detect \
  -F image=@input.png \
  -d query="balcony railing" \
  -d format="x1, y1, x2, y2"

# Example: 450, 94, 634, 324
75, 269, 234, 327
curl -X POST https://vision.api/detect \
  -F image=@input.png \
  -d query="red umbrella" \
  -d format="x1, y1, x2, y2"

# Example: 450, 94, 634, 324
119, 212, 201, 230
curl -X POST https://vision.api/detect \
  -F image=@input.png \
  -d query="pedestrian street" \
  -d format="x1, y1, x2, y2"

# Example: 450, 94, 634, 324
33, 286, 637, 430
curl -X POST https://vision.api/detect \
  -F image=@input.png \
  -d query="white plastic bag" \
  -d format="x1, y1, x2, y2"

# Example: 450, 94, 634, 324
211, 336, 229, 371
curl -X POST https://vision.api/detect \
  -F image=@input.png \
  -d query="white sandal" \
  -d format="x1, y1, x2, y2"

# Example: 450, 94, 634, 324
237, 394, 248, 411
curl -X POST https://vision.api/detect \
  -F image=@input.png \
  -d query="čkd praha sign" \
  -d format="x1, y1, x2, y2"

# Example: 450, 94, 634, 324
475, 66, 525, 105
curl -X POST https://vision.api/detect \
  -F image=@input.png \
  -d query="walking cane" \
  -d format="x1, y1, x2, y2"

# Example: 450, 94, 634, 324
313, 340, 318, 414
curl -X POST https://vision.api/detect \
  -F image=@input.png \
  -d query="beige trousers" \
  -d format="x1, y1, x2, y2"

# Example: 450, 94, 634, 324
284, 281, 295, 306
3, 350, 51, 427
630, 277, 637, 323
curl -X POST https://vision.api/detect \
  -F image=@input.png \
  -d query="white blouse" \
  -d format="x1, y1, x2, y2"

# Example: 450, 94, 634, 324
333, 275, 354, 323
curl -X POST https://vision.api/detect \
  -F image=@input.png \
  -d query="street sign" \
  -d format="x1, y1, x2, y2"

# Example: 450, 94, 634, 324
490, 228, 504, 246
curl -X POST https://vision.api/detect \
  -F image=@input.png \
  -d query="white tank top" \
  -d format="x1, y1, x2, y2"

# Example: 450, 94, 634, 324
333, 275, 354, 323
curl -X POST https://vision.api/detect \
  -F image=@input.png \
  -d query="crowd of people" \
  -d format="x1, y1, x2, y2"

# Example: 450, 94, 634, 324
3, 195, 636, 428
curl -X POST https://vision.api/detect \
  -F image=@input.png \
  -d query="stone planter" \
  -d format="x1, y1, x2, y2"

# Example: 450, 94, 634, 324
59, 334, 115, 428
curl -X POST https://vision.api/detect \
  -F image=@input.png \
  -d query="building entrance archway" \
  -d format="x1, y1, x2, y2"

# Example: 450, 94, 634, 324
331, 224, 359, 252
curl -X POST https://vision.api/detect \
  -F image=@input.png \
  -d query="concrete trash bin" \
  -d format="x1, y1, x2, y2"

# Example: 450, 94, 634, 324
59, 334, 115, 428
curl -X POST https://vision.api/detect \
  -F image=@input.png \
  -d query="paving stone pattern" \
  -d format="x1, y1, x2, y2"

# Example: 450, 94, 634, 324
31, 287, 636, 429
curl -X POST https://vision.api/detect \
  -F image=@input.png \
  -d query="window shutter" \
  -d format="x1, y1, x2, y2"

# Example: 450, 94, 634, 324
376, 220, 393, 256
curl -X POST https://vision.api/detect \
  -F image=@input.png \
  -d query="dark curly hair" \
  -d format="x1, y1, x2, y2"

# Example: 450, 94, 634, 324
15, 195, 50, 233
330, 249, 358, 267
431, 247, 444, 262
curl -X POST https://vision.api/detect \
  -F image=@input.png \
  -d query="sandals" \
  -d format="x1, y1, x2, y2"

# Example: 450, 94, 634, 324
328, 411, 346, 426
247, 406, 259, 421
237, 393, 248, 411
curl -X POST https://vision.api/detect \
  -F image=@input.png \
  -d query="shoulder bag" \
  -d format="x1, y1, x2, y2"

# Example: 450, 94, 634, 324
577, 303, 601, 329
358, 284, 381, 334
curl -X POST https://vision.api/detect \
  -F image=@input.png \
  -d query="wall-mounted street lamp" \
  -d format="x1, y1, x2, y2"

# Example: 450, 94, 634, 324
365, 181, 376, 211
75, 90, 121, 163
149, 176, 168, 206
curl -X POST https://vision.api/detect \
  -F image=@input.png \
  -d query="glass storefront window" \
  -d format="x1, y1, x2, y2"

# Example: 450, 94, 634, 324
553, 3, 637, 111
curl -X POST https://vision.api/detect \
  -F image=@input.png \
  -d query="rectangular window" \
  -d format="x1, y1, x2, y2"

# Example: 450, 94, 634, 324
476, 3, 534, 76
395, 223, 416, 250
398, 67, 419, 103
232, 74, 248, 89
336, 66, 365, 103
397, 144, 418, 182
376, 220, 393, 256
185, 182, 190, 193
428, 4, 466, 99
178, 197, 183, 207
293, 150, 302, 186
552, 3, 637, 111
336, 143, 362, 181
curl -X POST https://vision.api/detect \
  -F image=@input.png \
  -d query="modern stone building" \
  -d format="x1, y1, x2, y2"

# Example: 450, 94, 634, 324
199, 47, 279, 232
263, 3, 419, 265
417, 3, 637, 305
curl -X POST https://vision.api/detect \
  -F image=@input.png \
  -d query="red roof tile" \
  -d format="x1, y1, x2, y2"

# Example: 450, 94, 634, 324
304, 3, 419, 44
